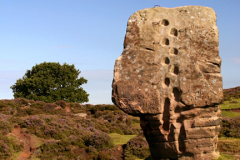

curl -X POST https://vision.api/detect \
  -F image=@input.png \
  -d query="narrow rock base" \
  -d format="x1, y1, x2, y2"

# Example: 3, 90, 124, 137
140, 105, 221, 160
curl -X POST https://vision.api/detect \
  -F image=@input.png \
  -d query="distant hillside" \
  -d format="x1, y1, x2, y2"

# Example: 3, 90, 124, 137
223, 86, 240, 101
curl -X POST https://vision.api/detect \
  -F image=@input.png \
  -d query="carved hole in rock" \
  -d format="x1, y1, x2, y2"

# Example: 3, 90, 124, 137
164, 78, 170, 87
173, 88, 181, 102
170, 28, 178, 36
162, 38, 169, 46
161, 19, 169, 26
165, 57, 170, 64
163, 98, 170, 131
174, 66, 179, 75
171, 48, 178, 55
178, 125, 186, 152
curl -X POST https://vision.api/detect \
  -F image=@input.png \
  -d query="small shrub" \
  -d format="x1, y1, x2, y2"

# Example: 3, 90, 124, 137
8, 116, 24, 125
56, 100, 67, 109
85, 131, 114, 151
126, 117, 132, 126
75, 103, 82, 108
0, 100, 18, 114
16, 108, 43, 117
0, 113, 11, 121
43, 103, 57, 111
96, 149, 111, 160
69, 103, 76, 108
14, 98, 29, 106
0, 101, 8, 109
109, 126, 124, 135
87, 145, 97, 156
23, 116, 45, 127
123, 136, 150, 159
0, 121, 12, 135
94, 111, 103, 118
220, 117, 240, 138
0, 134, 24, 159
31, 101, 45, 109
43, 126, 57, 138
68, 135, 86, 148
112, 123, 134, 135
39, 140, 75, 160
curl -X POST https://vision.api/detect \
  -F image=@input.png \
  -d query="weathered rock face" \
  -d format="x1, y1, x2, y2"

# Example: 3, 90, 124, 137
112, 6, 223, 160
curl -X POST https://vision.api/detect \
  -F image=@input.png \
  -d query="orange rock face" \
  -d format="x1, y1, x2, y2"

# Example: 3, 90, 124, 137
112, 6, 222, 160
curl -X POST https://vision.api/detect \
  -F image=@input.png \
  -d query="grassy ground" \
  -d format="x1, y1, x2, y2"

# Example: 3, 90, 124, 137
220, 98, 240, 118
109, 133, 137, 146
220, 98, 240, 110
216, 153, 235, 160
221, 110, 240, 118
218, 137, 240, 155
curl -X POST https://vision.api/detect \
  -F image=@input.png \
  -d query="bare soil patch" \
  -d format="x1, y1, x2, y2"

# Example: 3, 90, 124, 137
11, 125, 37, 160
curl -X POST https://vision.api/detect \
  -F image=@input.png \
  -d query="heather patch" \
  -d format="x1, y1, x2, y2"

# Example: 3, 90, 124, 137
123, 136, 151, 160
85, 131, 114, 151
0, 134, 23, 159
220, 117, 240, 138
38, 139, 75, 160
0, 120, 12, 135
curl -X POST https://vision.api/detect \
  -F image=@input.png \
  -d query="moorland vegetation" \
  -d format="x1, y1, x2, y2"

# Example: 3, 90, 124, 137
0, 98, 150, 160
0, 87, 240, 159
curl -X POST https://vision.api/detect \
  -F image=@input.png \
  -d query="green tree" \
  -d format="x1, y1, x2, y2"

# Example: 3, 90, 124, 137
10, 62, 89, 103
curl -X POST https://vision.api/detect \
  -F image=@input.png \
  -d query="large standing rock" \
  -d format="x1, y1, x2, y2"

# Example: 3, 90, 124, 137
112, 6, 223, 160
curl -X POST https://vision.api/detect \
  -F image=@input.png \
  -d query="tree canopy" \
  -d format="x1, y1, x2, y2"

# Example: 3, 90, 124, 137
11, 62, 89, 103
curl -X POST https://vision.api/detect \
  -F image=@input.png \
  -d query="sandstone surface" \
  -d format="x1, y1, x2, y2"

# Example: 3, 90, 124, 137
112, 6, 223, 160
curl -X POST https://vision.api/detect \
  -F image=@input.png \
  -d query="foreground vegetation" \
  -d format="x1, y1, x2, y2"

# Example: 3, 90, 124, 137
0, 98, 150, 160
0, 86, 240, 159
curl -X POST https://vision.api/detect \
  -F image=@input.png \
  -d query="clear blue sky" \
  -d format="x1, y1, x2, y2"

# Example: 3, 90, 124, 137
1, 0, 240, 104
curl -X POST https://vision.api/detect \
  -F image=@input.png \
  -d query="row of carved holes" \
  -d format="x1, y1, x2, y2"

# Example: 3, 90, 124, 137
164, 59, 179, 75
163, 67, 179, 87
161, 19, 178, 49
161, 19, 184, 150
161, 19, 180, 131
